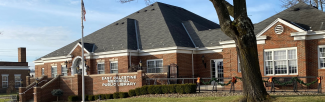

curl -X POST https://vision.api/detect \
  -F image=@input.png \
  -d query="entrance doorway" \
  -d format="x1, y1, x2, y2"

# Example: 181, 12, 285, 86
211, 59, 223, 85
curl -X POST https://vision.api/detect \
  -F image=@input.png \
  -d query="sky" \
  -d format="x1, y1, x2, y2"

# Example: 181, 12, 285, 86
0, 0, 286, 70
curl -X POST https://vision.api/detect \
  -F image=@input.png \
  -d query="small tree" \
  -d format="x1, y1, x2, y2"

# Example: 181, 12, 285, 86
51, 89, 63, 101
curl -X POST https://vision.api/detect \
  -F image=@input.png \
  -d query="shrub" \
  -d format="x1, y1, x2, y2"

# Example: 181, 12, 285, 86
184, 84, 192, 94
176, 84, 185, 94
128, 89, 136, 97
140, 85, 148, 95
162, 85, 169, 94
88, 95, 94, 101
119, 92, 129, 98
135, 88, 141, 96
113, 92, 119, 99
168, 84, 176, 93
105, 94, 113, 99
147, 85, 155, 94
84, 95, 89, 101
190, 84, 197, 93
16, 94, 19, 101
68, 95, 79, 101
100, 94, 106, 99
153, 85, 162, 94
94, 95, 100, 100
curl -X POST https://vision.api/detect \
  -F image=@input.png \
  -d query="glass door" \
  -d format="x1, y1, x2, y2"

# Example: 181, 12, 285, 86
211, 59, 223, 85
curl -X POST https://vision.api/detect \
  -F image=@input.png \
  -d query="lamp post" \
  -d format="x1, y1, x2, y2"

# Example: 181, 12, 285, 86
35, 78, 39, 87
20, 79, 23, 87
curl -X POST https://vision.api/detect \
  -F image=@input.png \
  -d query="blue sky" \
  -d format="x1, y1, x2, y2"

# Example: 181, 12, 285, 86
0, 0, 285, 69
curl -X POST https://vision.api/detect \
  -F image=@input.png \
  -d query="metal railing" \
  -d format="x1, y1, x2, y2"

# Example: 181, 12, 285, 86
146, 76, 322, 93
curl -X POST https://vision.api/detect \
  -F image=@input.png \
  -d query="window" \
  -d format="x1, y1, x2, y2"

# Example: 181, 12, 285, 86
2, 74, 8, 88
147, 59, 163, 73
264, 47, 297, 75
97, 63, 105, 74
110, 61, 118, 73
238, 57, 241, 72
61, 65, 68, 76
319, 46, 325, 69
14, 74, 21, 88
51, 66, 57, 77
41, 68, 44, 76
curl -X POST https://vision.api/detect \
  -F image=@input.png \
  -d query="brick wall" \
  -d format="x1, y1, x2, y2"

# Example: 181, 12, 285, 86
0, 69, 29, 93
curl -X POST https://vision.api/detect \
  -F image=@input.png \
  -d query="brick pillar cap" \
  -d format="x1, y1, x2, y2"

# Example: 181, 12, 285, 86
137, 70, 144, 73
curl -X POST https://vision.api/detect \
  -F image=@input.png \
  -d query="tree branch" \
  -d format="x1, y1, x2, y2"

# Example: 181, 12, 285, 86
210, 0, 237, 39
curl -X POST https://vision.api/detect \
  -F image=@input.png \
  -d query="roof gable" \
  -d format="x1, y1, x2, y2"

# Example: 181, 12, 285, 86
256, 18, 305, 37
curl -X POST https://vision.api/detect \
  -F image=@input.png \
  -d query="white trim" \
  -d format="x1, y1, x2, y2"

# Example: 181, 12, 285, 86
292, 30, 325, 40
67, 43, 90, 56
318, 45, 325, 69
256, 18, 305, 37
219, 35, 267, 49
263, 47, 298, 76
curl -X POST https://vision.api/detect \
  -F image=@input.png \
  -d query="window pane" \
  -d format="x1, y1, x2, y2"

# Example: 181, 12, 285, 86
15, 76, 20, 81
288, 50, 296, 59
274, 61, 287, 74
320, 48, 325, 57
265, 61, 273, 74
265, 51, 272, 60
2, 82, 8, 88
274, 50, 286, 60
156, 60, 163, 67
289, 60, 297, 74
15, 82, 20, 87
320, 58, 325, 68
51, 67, 57, 77
148, 61, 155, 68
2, 76, 8, 81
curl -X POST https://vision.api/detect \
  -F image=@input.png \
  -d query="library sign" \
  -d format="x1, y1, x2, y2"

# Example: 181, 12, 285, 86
102, 75, 137, 86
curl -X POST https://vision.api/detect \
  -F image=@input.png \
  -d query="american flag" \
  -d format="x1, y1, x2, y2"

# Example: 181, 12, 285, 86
82, 1, 86, 21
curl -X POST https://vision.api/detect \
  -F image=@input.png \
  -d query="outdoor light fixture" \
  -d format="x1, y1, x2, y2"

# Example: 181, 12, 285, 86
27, 70, 30, 76
20, 79, 23, 87
201, 55, 207, 68
35, 78, 39, 86
139, 60, 142, 70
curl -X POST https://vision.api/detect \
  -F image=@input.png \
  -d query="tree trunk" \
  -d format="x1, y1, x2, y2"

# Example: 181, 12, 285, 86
210, 0, 270, 101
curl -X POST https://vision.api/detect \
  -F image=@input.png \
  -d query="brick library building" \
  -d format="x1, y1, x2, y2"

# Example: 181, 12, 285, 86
19, 2, 325, 102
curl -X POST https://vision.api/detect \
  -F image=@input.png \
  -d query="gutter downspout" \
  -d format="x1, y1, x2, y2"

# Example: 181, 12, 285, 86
192, 50, 194, 83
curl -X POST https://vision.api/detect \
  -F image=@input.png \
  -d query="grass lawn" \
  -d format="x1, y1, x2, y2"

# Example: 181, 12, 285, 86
103, 95, 325, 102
0, 93, 18, 102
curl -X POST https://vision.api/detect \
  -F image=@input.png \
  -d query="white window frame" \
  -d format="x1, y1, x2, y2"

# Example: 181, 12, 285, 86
318, 45, 325, 69
51, 66, 57, 78
147, 59, 163, 73
41, 68, 44, 76
264, 47, 298, 76
61, 65, 68, 76
97, 62, 105, 74
2, 74, 8, 88
238, 57, 241, 73
110, 61, 118, 73
14, 74, 21, 88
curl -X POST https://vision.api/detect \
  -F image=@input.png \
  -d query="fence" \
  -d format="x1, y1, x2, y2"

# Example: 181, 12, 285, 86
146, 76, 322, 93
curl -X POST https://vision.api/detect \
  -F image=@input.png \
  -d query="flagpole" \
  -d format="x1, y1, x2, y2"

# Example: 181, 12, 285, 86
81, 0, 85, 102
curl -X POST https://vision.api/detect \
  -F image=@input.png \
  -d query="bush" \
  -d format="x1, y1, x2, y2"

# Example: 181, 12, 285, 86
113, 92, 119, 99
128, 89, 136, 97
119, 92, 129, 98
94, 95, 100, 100
140, 85, 148, 95
176, 85, 185, 94
162, 85, 169, 94
105, 94, 113, 99
153, 85, 162, 94
88, 95, 94, 101
147, 85, 155, 94
100, 94, 106, 99
190, 84, 197, 93
84, 95, 89, 101
135, 88, 141, 96
68, 95, 79, 101
184, 84, 192, 94
168, 84, 176, 93
16, 94, 19, 101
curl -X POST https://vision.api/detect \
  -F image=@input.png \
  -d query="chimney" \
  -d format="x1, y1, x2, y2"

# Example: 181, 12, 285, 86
18, 47, 26, 62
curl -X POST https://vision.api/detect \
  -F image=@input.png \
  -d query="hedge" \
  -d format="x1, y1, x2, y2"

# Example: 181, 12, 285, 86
176, 84, 185, 94
94, 95, 100, 100
140, 85, 148, 95
105, 94, 113, 99
100, 94, 106, 99
113, 92, 119, 99
153, 85, 162, 94
135, 88, 141, 96
128, 89, 136, 97
161, 85, 169, 94
147, 85, 155, 94
68, 95, 79, 101
88, 95, 94, 101
119, 92, 129, 98
168, 84, 176, 93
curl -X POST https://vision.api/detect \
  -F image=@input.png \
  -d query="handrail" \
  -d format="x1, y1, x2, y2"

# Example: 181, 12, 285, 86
19, 80, 47, 94
41, 75, 60, 89
26, 76, 46, 88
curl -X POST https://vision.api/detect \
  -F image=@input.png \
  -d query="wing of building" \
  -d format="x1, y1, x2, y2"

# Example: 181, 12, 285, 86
34, 2, 325, 81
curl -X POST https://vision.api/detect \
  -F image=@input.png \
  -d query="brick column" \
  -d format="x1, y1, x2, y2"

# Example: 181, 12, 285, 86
137, 70, 144, 87
19, 87, 26, 102
26, 76, 30, 86
34, 87, 41, 102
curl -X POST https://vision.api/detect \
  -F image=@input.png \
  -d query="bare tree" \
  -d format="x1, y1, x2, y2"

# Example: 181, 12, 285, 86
120, 0, 270, 101
281, 0, 325, 11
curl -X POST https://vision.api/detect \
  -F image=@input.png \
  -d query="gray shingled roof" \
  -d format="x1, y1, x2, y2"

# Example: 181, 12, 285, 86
37, 2, 221, 60
254, 2, 325, 34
